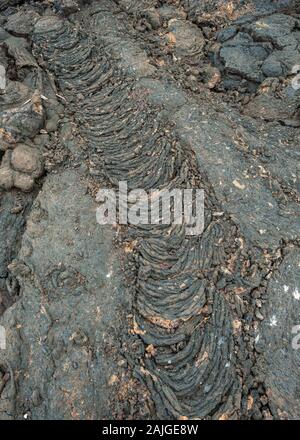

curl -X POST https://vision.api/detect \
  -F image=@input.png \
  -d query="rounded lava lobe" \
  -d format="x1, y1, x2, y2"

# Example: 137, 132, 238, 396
13, 172, 35, 192
0, 144, 43, 192
11, 144, 42, 177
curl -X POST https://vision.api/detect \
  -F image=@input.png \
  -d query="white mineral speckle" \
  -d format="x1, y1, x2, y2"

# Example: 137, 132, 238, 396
293, 288, 300, 300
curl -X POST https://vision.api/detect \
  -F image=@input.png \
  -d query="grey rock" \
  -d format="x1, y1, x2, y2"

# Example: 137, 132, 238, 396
0, 169, 129, 419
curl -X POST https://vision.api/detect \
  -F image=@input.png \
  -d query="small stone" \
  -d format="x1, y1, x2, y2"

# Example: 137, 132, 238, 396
45, 117, 59, 133
32, 389, 42, 407
256, 299, 262, 308
34, 134, 50, 147
0, 166, 13, 190
233, 179, 246, 190
10, 204, 23, 214
117, 359, 127, 368
216, 27, 237, 43
13, 172, 34, 192
71, 329, 88, 346
251, 289, 261, 299
11, 144, 43, 177
262, 58, 283, 78
11, 144, 37, 173
255, 310, 264, 321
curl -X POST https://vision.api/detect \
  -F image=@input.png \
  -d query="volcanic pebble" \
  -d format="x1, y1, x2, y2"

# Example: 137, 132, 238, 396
11, 144, 42, 176
0, 166, 14, 190
13, 172, 34, 192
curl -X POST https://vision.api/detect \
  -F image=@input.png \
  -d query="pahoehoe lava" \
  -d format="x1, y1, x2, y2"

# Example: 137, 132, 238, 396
0, 0, 299, 420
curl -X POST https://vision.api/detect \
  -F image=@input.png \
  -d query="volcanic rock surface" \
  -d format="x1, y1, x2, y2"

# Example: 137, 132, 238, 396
0, 0, 299, 420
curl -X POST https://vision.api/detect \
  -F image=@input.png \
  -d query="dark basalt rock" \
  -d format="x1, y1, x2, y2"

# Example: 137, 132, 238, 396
4, 10, 40, 37
215, 13, 300, 90
0, 1, 24, 12
216, 26, 238, 43
243, 85, 300, 124
219, 32, 270, 83
166, 18, 205, 62
0, 82, 44, 143
0, 0, 299, 421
